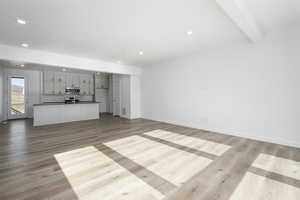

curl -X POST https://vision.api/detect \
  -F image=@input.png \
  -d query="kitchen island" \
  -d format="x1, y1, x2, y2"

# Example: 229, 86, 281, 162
33, 102, 99, 126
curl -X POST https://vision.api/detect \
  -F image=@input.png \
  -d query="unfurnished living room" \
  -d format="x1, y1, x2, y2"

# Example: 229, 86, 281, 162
0, 0, 299, 200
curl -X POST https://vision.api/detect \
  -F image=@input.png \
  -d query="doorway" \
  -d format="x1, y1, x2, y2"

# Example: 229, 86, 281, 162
8, 76, 27, 119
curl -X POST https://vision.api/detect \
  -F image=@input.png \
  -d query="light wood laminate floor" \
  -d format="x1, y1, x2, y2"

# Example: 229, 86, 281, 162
0, 115, 300, 200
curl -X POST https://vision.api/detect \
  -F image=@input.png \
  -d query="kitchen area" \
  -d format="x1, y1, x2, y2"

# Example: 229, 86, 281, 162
34, 70, 117, 126
0, 60, 135, 126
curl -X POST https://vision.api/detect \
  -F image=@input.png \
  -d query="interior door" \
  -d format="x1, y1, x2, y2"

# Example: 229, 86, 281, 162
8, 76, 28, 119
112, 74, 120, 116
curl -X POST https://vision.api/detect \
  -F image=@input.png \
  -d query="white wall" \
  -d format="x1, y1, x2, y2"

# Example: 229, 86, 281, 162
3, 68, 41, 119
141, 29, 300, 148
0, 66, 4, 121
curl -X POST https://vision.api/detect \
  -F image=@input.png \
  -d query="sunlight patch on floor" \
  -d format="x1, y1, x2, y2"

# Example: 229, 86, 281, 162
104, 135, 212, 186
144, 129, 231, 156
230, 172, 300, 200
230, 153, 300, 200
252, 153, 300, 180
54, 146, 164, 200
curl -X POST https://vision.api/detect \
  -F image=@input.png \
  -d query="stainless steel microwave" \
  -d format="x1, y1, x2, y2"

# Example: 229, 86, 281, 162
65, 88, 80, 95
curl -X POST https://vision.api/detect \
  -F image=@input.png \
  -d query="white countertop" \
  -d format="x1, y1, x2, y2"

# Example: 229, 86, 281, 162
33, 101, 100, 106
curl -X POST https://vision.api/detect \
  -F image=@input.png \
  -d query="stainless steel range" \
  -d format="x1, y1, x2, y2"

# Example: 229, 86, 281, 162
64, 88, 80, 103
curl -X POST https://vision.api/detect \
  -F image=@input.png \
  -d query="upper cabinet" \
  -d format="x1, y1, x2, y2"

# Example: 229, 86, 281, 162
95, 74, 101, 89
72, 73, 80, 88
43, 71, 94, 96
95, 73, 109, 89
66, 73, 80, 88
102, 73, 109, 89
43, 71, 55, 95
65, 73, 73, 88
88, 75, 94, 95
80, 74, 89, 95
54, 72, 66, 95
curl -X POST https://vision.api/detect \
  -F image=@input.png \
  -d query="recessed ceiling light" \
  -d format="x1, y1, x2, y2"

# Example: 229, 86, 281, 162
17, 19, 26, 25
21, 43, 29, 48
187, 30, 193, 35
117, 60, 121, 64
139, 51, 144, 55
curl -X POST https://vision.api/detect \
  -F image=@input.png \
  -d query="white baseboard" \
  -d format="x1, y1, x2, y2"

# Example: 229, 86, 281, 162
142, 117, 300, 149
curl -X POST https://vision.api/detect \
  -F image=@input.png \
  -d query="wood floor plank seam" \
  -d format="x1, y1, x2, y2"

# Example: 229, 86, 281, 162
97, 144, 177, 195
140, 134, 218, 160
248, 166, 300, 189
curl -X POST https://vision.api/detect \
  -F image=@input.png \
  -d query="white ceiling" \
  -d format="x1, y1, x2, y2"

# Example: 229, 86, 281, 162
0, 0, 298, 66
244, 0, 300, 34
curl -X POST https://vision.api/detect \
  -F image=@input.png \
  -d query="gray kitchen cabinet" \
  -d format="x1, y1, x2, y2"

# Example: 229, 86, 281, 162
65, 73, 73, 88
95, 73, 109, 89
43, 71, 55, 95
80, 74, 89, 95
54, 72, 66, 95
102, 73, 109, 89
72, 73, 80, 88
44, 71, 94, 96
88, 75, 94, 95
95, 74, 101, 89
66, 73, 80, 88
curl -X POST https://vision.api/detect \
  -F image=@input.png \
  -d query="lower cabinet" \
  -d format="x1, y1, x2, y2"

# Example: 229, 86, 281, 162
33, 103, 99, 126
62, 104, 81, 122
80, 104, 99, 120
